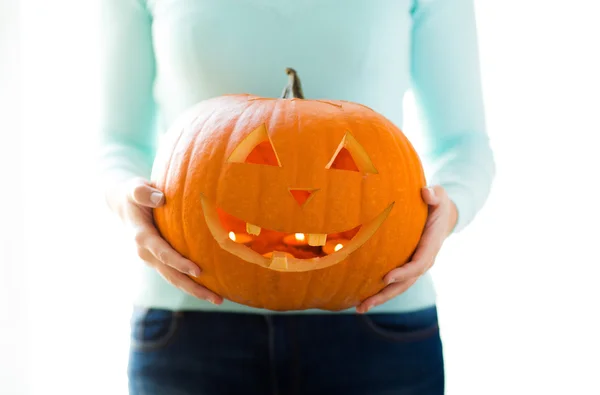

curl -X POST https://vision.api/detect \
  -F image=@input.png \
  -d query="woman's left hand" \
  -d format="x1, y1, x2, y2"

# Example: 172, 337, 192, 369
356, 185, 458, 314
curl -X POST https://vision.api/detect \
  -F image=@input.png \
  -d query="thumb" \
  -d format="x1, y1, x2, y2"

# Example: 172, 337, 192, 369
422, 185, 444, 206
127, 178, 165, 208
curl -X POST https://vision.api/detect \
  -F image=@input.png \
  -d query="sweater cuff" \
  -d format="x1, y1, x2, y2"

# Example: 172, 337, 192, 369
97, 142, 154, 190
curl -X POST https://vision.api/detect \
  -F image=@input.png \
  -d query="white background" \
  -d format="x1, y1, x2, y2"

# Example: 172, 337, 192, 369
2, 0, 600, 394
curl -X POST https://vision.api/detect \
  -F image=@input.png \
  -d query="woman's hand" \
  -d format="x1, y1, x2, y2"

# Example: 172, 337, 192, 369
356, 185, 458, 314
110, 177, 224, 305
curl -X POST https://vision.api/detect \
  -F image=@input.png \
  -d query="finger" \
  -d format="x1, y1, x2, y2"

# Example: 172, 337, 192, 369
384, 225, 442, 285
422, 185, 445, 206
135, 230, 201, 277
142, 252, 223, 304
156, 265, 223, 305
410, 225, 444, 263
383, 259, 432, 285
356, 277, 418, 314
127, 178, 165, 208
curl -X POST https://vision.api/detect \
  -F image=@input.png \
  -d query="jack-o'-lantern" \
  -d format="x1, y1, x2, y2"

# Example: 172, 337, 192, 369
151, 68, 428, 311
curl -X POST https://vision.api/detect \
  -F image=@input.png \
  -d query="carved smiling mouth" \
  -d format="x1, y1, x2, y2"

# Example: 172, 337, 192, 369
200, 194, 394, 272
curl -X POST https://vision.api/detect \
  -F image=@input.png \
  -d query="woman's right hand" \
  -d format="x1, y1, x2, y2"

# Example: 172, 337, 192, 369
111, 177, 224, 305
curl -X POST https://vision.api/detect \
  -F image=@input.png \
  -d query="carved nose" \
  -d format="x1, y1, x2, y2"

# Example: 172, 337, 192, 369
289, 188, 318, 207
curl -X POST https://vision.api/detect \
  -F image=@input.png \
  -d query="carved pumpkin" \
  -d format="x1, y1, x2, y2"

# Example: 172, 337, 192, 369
151, 68, 428, 311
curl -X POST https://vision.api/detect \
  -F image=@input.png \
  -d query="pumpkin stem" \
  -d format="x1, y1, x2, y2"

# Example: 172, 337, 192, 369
281, 67, 304, 99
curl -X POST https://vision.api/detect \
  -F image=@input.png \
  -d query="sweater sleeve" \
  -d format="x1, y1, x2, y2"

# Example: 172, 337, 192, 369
410, 0, 496, 233
98, 0, 157, 189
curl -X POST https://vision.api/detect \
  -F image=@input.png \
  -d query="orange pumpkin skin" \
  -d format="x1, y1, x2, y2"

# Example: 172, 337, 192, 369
151, 93, 428, 312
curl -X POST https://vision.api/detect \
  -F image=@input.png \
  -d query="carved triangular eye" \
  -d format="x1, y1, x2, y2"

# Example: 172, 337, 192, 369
326, 132, 378, 174
227, 124, 281, 167
328, 147, 360, 172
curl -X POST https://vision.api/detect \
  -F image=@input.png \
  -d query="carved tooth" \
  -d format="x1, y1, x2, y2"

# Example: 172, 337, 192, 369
269, 251, 289, 270
308, 233, 327, 246
246, 223, 261, 236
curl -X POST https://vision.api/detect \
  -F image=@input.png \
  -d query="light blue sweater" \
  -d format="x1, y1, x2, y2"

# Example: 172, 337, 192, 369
99, 0, 495, 313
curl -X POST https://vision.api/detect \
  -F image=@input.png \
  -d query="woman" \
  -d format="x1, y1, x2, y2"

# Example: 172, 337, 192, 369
100, 0, 495, 393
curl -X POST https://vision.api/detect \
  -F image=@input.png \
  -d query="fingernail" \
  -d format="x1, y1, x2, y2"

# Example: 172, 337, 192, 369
427, 187, 435, 197
150, 191, 164, 205
386, 277, 396, 285
188, 267, 201, 277
207, 298, 217, 305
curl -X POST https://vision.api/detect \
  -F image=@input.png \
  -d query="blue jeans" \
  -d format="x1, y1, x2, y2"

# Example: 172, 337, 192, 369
128, 307, 444, 395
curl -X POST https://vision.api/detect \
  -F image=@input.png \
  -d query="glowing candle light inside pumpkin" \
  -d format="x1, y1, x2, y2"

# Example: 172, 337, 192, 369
228, 231, 253, 245
262, 251, 294, 258
322, 239, 349, 255
283, 233, 308, 246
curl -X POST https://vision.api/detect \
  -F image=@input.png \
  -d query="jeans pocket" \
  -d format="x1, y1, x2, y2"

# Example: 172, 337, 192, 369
359, 307, 440, 343
130, 307, 183, 351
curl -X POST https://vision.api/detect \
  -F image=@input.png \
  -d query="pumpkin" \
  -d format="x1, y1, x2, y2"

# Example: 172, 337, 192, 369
151, 68, 428, 311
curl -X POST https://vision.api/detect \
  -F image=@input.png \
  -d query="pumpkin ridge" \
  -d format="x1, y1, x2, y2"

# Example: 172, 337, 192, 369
178, 130, 196, 268
340, 112, 382, 300
295, 268, 315, 310
320, 168, 345, 308
156, 122, 187, 249
392, 122, 423, 261
220, 100, 268, 301
332, 257, 352, 309
322, 109, 360, 303
185, 107, 224, 294
258, 99, 281, 308
342, 111, 366, 228
402, 128, 424, 258
179, 117, 209, 259
242, 99, 268, 231
380, 120, 402, 268
355, 118, 375, 300
286, 96, 302, 232
216, 102, 243, 300
252, 99, 270, 309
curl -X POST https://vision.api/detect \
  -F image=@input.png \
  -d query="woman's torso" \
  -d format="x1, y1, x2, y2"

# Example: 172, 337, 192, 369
148, 0, 415, 131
